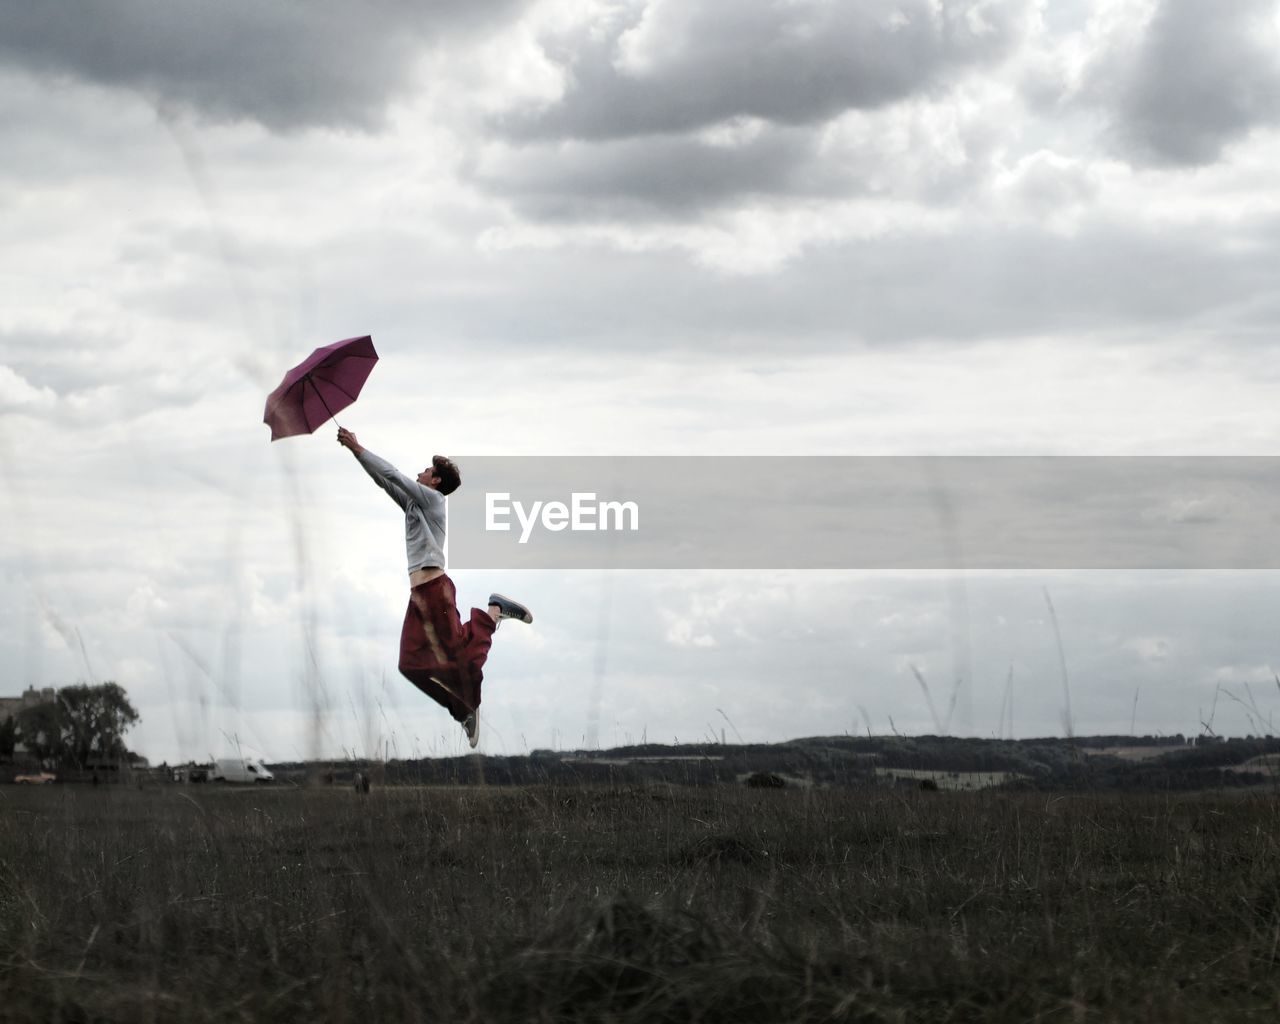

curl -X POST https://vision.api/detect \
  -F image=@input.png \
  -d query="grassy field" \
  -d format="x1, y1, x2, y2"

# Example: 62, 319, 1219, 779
2, 783, 1279, 1022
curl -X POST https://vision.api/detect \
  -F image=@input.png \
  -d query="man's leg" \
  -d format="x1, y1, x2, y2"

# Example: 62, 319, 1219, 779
398, 578, 533, 746
452, 594, 532, 687
398, 576, 480, 722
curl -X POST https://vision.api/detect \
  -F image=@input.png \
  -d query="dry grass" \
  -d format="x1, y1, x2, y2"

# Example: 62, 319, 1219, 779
1, 782, 1279, 1022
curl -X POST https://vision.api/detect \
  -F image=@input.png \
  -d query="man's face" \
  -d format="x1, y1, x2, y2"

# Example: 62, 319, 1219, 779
417, 465, 440, 489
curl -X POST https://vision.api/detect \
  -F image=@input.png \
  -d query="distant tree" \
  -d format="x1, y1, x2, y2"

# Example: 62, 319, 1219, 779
15, 701, 65, 762
57, 682, 140, 768
0, 715, 16, 760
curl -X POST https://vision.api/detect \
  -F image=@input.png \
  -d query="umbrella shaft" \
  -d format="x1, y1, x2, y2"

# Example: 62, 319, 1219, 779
308, 377, 342, 429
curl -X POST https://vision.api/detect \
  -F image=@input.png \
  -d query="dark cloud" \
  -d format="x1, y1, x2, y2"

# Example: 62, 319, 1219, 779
496, 0, 1029, 141
476, 103, 1002, 218
476, 127, 823, 218
476, 0, 1020, 218
1102, 0, 1280, 166
0, 0, 520, 131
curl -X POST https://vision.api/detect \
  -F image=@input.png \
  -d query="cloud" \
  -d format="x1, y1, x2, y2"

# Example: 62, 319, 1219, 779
0, 364, 57, 413
463, 212, 1280, 341
469, 1, 1032, 225
476, 91, 1006, 219
1, 328, 129, 398
496, 0, 1030, 141
0, 0, 522, 131
1141, 494, 1238, 525
993, 150, 1098, 225
1089, 0, 1280, 166
0, 324, 254, 431
476, 123, 821, 218
1125, 635, 1172, 662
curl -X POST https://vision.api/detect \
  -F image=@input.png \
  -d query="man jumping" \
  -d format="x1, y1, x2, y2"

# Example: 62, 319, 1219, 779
337, 427, 532, 748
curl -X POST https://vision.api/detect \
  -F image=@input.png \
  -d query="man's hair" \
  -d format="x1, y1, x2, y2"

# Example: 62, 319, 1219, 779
432, 455, 461, 495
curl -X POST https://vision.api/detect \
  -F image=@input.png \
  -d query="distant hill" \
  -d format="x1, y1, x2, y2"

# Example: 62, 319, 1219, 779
267, 733, 1280, 792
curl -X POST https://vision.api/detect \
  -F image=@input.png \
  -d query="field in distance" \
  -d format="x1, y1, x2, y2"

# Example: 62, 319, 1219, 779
263, 732, 1280, 793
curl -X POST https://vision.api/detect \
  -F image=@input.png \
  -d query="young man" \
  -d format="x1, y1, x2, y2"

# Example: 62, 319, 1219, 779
337, 427, 531, 748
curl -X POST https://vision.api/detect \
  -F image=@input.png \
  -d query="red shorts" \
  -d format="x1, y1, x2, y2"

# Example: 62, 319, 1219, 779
397, 574, 496, 722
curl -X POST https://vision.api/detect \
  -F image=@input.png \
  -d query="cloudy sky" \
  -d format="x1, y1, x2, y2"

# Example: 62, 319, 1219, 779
4, 0, 1280, 764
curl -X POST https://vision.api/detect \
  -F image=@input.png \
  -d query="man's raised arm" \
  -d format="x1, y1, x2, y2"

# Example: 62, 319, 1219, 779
337, 428, 438, 511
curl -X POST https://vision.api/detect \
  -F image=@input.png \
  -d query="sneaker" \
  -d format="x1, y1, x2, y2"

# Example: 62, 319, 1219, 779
462, 709, 480, 749
488, 593, 533, 624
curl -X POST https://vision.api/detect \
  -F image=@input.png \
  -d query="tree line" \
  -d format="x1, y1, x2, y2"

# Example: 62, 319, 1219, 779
0, 682, 140, 768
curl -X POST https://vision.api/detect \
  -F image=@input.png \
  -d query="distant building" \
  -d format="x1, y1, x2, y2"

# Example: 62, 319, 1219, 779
0, 686, 56, 723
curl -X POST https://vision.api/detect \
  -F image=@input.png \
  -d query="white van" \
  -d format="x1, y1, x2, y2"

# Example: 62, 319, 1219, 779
210, 758, 275, 784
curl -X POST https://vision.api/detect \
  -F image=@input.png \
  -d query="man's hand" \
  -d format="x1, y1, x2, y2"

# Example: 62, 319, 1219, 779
337, 427, 364, 455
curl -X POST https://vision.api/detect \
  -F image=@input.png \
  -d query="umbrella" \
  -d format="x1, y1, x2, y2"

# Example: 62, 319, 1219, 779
263, 335, 378, 441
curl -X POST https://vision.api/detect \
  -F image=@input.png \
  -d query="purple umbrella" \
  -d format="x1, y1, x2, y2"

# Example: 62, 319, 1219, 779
263, 335, 378, 441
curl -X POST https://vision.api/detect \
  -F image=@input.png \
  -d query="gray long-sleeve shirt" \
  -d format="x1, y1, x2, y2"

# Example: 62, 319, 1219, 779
356, 449, 447, 573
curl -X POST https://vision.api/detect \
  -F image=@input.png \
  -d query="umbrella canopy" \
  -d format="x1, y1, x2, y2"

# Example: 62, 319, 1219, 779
263, 335, 378, 440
